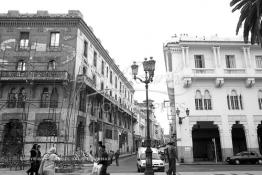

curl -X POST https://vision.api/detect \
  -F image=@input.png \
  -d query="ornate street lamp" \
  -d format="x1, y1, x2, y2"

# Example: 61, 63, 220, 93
131, 57, 155, 175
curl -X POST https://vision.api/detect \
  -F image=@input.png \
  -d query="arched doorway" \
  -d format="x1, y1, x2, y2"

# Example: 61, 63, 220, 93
2, 119, 23, 156
231, 124, 247, 154
257, 124, 262, 155
192, 121, 222, 162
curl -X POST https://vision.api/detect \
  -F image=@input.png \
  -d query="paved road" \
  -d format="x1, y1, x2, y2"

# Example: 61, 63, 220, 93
108, 155, 262, 173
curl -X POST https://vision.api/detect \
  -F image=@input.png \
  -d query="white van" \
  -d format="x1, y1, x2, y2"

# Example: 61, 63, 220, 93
137, 147, 165, 172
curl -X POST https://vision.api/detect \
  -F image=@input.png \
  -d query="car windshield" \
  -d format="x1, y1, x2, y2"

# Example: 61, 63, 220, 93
140, 153, 160, 160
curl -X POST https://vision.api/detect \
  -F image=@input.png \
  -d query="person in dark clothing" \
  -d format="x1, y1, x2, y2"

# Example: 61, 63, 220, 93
35, 145, 41, 174
98, 145, 109, 175
27, 144, 38, 175
114, 150, 120, 166
166, 142, 177, 175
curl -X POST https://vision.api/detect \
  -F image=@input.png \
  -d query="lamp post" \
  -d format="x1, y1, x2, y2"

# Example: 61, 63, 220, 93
131, 57, 156, 175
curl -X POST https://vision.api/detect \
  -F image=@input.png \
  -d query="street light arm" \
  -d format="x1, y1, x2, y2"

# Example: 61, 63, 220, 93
134, 76, 147, 84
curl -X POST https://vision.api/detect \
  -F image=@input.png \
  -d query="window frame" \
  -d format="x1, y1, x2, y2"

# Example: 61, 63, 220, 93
49, 32, 60, 48
19, 32, 30, 49
225, 55, 236, 68
194, 55, 205, 68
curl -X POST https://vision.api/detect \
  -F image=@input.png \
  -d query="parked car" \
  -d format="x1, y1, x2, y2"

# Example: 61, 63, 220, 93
137, 147, 165, 172
226, 151, 262, 165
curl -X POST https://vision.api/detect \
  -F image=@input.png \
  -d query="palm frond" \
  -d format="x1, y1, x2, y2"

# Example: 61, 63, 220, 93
230, 0, 243, 7
232, 0, 250, 12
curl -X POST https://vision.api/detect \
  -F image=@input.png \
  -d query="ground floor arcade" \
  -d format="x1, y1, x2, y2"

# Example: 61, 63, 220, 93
176, 115, 262, 163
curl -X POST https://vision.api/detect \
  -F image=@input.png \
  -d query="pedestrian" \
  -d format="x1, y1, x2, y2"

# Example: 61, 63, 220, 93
114, 150, 120, 166
39, 147, 60, 175
165, 142, 177, 175
35, 145, 42, 175
108, 150, 114, 164
98, 145, 109, 175
27, 144, 38, 175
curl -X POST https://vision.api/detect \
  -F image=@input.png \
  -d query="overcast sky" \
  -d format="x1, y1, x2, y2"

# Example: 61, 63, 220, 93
1, 0, 241, 134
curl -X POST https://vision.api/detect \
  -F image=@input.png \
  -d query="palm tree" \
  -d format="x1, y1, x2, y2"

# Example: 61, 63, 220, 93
230, 0, 262, 46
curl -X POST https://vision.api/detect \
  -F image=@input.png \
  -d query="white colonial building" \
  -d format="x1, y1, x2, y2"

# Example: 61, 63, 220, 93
164, 35, 262, 163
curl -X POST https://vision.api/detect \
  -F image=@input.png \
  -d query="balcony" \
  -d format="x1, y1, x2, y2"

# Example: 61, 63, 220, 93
0, 71, 69, 82
255, 68, 262, 74
224, 68, 246, 74
77, 74, 96, 89
192, 68, 215, 74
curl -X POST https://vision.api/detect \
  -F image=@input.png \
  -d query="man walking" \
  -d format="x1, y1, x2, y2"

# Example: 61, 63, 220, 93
114, 150, 120, 166
166, 142, 177, 175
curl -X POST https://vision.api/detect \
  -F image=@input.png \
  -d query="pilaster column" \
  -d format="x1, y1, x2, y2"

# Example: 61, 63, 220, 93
221, 115, 233, 158
245, 115, 259, 152
216, 47, 221, 67
185, 46, 189, 67
246, 47, 251, 68
182, 47, 186, 67
212, 47, 218, 68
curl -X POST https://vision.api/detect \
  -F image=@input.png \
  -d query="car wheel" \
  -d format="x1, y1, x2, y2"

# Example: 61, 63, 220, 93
258, 159, 262, 165
162, 168, 165, 172
235, 159, 240, 165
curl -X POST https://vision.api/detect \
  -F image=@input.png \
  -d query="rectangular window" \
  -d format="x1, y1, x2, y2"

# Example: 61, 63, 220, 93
93, 51, 97, 67
256, 56, 262, 68
258, 98, 262, 110
115, 76, 117, 88
167, 52, 172, 72
19, 32, 29, 49
120, 82, 122, 93
101, 60, 104, 75
194, 55, 205, 68
110, 71, 112, 84
83, 41, 88, 57
225, 55, 236, 68
50, 32, 60, 47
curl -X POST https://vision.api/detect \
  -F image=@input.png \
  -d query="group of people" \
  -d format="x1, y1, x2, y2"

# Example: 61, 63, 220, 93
26, 144, 60, 175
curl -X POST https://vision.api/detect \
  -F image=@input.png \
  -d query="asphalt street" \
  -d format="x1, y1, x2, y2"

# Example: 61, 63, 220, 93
107, 155, 262, 173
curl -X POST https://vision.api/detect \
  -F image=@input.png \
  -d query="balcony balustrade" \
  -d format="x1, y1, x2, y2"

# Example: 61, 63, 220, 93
0, 71, 69, 81
77, 74, 96, 89
224, 68, 246, 74
192, 68, 215, 74
255, 68, 262, 74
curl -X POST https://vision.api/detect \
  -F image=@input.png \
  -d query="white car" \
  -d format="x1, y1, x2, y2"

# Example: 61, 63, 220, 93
137, 147, 165, 172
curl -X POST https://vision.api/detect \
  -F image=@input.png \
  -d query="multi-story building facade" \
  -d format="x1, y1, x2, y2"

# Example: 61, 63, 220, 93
0, 10, 135, 158
164, 35, 262, 163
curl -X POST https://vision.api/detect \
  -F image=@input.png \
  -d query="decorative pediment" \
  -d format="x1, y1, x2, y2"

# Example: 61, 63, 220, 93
215, 78, 224, 88
183, 77, 192, 88
246, 78, 255, 88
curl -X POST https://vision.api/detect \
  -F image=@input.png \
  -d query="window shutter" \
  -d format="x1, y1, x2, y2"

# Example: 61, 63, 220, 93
239, 95, 243, 110
227, 95, 230, 110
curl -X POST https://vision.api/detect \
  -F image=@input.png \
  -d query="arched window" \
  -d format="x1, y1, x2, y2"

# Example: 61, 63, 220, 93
47, 60, 56, 70
258, 90, 262, 110
17, 88, 26, 108
195, 90, 203, 110
204, 90, 212, 110
50, 88, 58, 108
16, 60, 25, 71
37, 119, 57, 136
227, 90, 243, 110
40, 88, 49, 108
8, 88, 16, 108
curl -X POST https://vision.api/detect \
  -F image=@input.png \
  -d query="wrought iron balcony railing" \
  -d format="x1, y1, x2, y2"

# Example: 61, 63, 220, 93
0, 71, 69, 81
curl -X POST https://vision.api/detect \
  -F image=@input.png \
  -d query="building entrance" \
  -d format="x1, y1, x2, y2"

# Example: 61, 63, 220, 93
1, 119, 23, 156
257, 124, 262, 155
192, 121, 222, 162
231, 124, 247, 154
